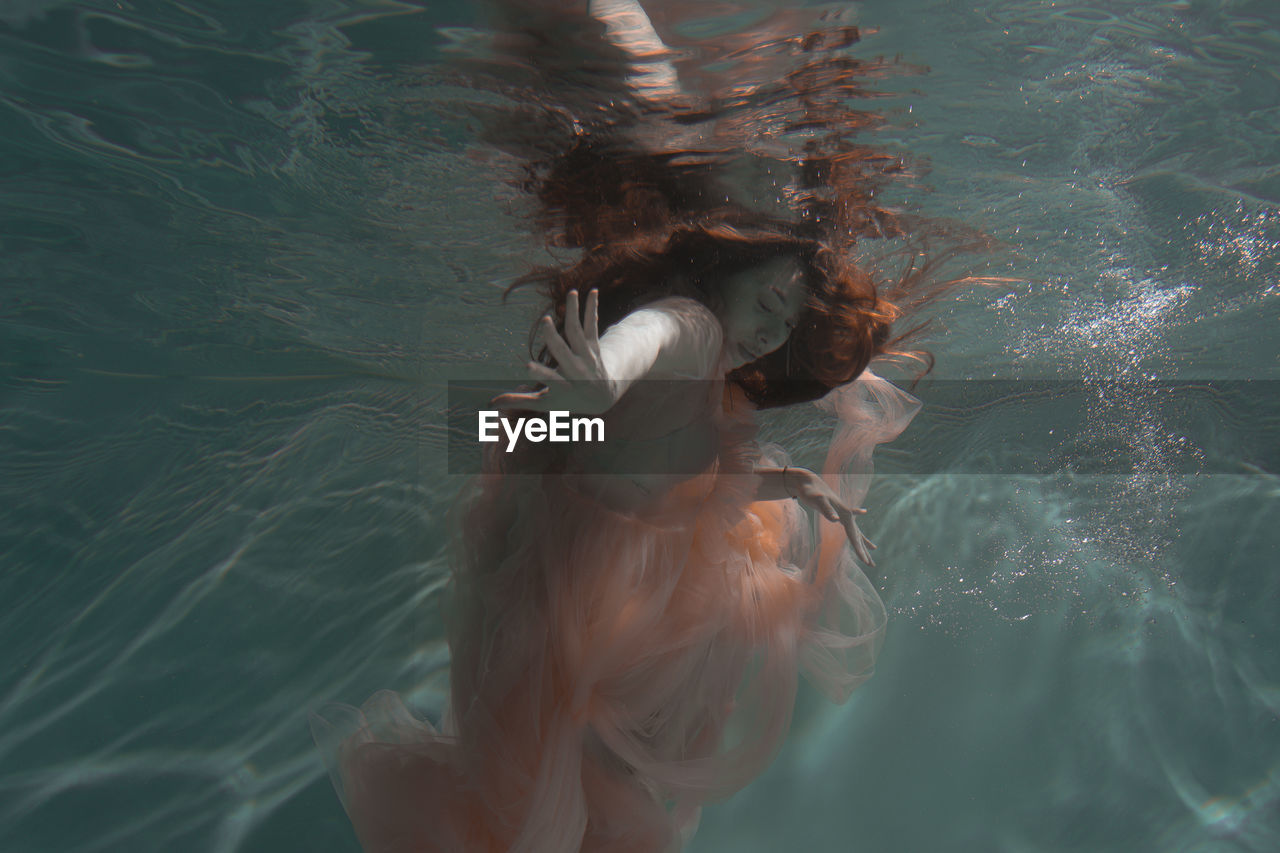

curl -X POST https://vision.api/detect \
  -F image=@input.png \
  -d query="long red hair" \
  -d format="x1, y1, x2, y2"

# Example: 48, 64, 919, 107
507, 208, 936, 409
476, 4, 984, 408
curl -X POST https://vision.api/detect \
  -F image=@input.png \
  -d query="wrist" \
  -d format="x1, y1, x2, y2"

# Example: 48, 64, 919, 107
782, 466, 798, 499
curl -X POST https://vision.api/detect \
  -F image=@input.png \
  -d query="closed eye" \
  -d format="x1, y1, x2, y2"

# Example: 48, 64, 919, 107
760, 298, 798, 331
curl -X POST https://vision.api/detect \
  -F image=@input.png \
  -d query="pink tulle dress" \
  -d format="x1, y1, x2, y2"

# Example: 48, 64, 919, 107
310, 348, 920, 852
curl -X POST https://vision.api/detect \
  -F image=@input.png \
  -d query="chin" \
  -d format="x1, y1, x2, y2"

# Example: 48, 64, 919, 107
721, 348, 748, 371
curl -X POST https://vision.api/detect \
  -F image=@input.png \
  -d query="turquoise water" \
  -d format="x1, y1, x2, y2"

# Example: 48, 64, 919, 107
1, 1, 1277, 851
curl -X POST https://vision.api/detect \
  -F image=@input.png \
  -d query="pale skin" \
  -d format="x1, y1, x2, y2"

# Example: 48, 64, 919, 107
491, 264, 879, 567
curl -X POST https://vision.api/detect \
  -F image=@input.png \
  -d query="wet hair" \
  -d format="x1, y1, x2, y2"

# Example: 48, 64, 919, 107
506, 208, 927, 409
482, 9, 976, 409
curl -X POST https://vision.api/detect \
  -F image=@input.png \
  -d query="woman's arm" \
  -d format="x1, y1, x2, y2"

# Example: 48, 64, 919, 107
754, 465, 878, 566
588, 0, 682, 105
602, 294, 721, 383
753, 466, 800, 502
491, 291, 721, 414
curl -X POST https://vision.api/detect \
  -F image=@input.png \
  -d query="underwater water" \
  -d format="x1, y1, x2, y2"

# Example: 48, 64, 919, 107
1, 0, 1277, 851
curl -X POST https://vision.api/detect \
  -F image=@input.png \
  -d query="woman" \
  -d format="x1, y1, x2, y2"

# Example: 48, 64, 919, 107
311, 213, 924, 852
493, 216, 904, 553
311, 3, 933, 851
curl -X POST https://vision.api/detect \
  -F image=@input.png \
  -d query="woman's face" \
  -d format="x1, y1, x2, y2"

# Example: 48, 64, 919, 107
716, 256, 808, 369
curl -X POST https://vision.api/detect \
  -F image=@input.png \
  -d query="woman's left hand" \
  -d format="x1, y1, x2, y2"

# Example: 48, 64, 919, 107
784, 467, 877, 567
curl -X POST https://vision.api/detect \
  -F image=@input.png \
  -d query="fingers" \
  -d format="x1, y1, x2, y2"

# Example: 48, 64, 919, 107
526, 362, 566, 386
584, 289, 599, 344
827, 497, 867, 519
846, 519, 871, 565
811, 494, 874, 565
543, 289, 603, 375
831, 509, 875, 568
507, 290, 602, 415
857, 528, 877, 567
490, 388, 550, 411
818, 497, 840, 523
855, 539, 875, 568
563, 290, 588, 354
540, 316, 577, 370
489, 361, 566, 412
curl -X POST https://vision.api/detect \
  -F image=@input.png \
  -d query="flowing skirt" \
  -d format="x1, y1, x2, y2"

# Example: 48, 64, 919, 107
311, 372, 919, 852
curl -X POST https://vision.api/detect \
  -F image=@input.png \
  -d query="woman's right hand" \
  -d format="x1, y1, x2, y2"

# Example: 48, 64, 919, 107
491, 289, 620, 415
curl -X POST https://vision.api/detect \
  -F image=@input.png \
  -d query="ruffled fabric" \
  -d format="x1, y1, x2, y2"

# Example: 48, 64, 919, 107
310, 369, 920, 853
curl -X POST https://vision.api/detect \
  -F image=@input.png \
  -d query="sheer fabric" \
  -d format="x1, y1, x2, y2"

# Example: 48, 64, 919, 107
310, 369, 920, 853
